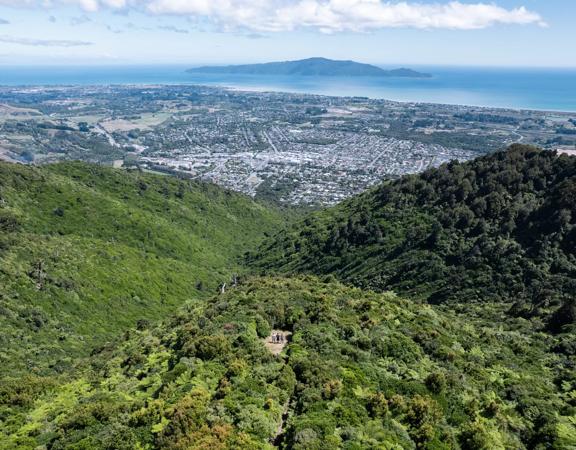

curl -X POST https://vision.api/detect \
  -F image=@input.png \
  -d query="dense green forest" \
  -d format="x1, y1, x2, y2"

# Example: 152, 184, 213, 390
0, 162, 281, 374
250, 145, 576, 330
1, 147, 575, 449
2, 276, 575, 449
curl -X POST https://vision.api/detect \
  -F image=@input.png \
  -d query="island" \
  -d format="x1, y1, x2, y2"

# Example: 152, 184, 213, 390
187, 57, 432, 78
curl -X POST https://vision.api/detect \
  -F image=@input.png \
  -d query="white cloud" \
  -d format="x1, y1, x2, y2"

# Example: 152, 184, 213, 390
0, 34, 93, 46
158, 24, 189, 33
0, 1, 546, 32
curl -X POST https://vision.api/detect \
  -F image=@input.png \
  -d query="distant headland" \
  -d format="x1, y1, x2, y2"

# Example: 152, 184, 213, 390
187, 57, 432, 78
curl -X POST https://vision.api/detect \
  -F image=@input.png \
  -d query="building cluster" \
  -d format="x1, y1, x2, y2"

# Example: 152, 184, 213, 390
0, 84, 572, 205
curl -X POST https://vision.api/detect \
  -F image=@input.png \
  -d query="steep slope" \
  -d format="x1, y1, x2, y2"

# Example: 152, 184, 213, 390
1, 276, 574, 449
0, 161, 282, 374
249, 146, 576, 327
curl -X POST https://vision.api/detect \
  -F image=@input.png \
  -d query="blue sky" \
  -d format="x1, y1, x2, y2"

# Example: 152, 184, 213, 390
0, 1, 572, 67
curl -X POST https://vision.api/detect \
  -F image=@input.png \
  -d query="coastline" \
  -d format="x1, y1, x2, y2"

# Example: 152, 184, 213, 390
2, 80, 574, 115
0, 65, 575, 113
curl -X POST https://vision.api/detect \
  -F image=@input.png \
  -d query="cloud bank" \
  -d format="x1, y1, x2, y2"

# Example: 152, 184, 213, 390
0, 1, 546, 32
0, 35, 93, 46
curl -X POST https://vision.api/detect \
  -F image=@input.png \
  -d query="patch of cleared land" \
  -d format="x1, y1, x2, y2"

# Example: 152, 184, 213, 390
0, 104, 42, 120
101, 113, 171, 132
265, 330, 292, 355
67, 115, 106, 126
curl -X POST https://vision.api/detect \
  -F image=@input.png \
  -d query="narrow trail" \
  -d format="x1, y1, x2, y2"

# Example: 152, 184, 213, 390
264, 330, 293, 446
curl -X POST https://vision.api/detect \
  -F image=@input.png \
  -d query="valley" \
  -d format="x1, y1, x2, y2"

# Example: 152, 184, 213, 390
0, 145, 575, 449
0, 1, 574, 448
0, 162, 282, 375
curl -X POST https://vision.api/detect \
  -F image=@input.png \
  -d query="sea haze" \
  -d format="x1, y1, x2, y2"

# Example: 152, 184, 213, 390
0, 65, 574, 112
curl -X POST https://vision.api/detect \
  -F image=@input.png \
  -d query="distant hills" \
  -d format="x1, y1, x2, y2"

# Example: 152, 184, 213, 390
188, 57, 431, 78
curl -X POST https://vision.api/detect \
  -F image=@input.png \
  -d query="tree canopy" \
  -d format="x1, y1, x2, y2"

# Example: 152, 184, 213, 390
250, 145, 576, 331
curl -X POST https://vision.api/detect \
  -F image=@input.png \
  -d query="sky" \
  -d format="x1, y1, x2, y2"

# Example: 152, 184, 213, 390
0, 1, 572, 67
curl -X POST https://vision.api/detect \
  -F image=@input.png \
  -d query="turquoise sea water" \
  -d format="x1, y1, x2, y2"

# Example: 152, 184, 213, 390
0, 65, 574, 112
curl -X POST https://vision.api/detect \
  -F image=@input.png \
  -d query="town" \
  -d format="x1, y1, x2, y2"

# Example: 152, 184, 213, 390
1, 84, 574, 205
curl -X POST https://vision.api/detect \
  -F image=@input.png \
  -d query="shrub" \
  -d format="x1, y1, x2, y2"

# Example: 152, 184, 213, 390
367, 392, 389, 418
0, 210, 20, 232
425, 372, 446, 394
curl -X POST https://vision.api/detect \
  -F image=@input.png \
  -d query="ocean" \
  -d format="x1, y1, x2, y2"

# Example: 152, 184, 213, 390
0, 64, 574, 112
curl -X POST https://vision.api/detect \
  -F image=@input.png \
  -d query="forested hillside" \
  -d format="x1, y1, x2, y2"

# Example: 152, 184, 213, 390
250, 145, 576, 329
1, 148, 575, 449
2, 276, 574, 449
0, 162, 281, 374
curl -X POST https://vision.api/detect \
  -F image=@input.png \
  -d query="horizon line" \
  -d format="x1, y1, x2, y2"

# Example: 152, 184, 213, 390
0, 62, 575, 70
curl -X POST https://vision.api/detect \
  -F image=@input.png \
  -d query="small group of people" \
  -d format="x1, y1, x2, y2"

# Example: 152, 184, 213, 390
270, 332, 285, 344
